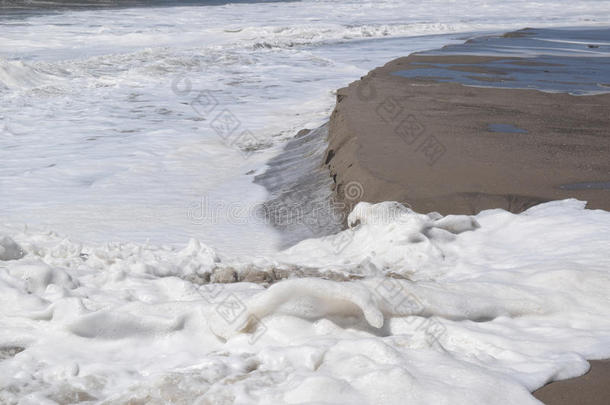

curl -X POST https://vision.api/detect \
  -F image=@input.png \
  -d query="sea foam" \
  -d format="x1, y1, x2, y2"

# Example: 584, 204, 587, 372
1, 200, 609, 403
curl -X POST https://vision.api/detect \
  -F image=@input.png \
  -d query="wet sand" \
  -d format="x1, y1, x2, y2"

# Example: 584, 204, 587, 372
534, 360, 610, 404
325, 28, 610, 215
324, 27, 610, 403
254, 125, 344, 248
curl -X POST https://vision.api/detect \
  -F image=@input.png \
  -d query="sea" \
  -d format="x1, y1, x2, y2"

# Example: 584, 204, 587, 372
1, 1, 610, 403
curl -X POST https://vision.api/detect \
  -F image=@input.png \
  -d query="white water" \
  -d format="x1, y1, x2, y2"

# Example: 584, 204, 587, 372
2, 0, 610, 254
2, 199, 610, 404
2, 0, 610, 403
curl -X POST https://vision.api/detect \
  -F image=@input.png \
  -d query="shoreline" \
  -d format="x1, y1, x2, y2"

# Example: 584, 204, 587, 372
254, 124, 344, 249
322, 26, 610, 404
324, 27, 610, 216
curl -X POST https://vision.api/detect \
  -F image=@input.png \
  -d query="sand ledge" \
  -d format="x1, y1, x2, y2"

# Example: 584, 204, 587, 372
324, 27, 610, 404
325, 28, 610, 216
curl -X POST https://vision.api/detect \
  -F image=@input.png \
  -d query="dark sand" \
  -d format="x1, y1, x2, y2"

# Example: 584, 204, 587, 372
325, 28, 610, 215
324, 27, 610, 403
534, 360, 610, 404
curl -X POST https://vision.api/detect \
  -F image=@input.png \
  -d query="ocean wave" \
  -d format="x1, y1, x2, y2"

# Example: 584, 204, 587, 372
0, 58, 54, 90
243, 22, 494, 49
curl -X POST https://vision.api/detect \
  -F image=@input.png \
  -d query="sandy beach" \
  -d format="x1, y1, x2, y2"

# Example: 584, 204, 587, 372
325, 28, 610, 215
325, 27, 610, 404
3, 2, 610, 402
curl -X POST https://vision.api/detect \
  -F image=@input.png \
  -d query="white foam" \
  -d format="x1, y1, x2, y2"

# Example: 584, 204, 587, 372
1, 200, 610, 403
0, 59, 51, 90
2, 0, 610, 402
2, 0, 610, 254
